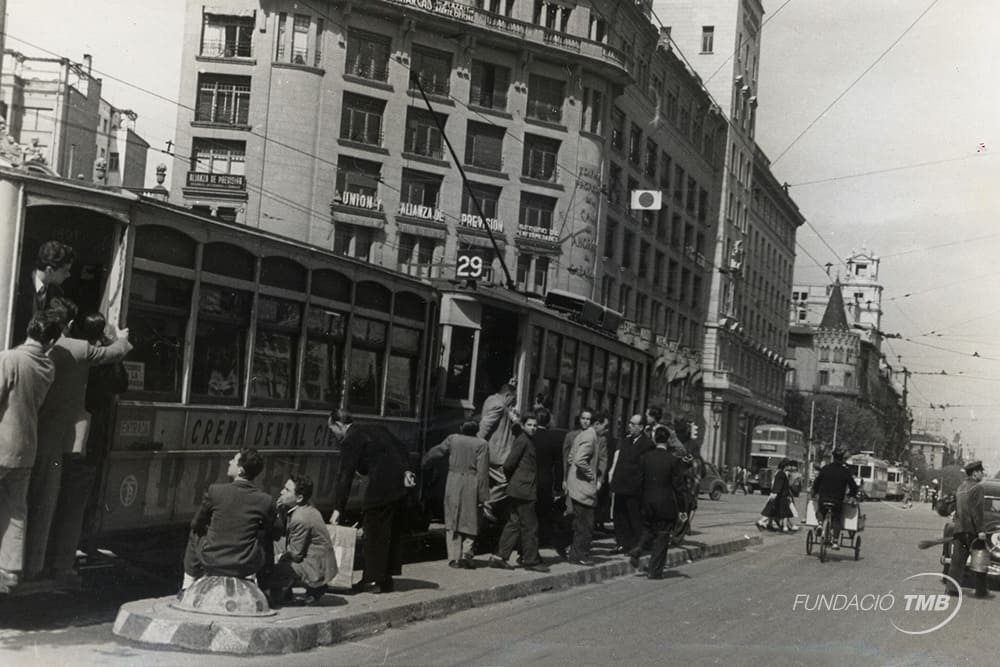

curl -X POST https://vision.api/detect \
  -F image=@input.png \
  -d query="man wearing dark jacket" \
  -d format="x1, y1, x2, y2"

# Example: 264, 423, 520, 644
946, 460, 988, 597
331, 408, 408, 594
490, 412, 547, 572
811, 449, 859, 547
610, 414, 653, 553
629, 428, 691, 579
182, 448, 275, 588
532, 408, 566, 550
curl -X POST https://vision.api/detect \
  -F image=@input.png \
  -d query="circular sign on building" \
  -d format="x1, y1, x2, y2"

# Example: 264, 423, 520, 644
119, 474, 139, 507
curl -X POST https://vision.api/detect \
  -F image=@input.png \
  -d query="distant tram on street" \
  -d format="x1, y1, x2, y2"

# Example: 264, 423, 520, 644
748, 425, 806, 494
886, 464, 911, 500
847, 452, 889, 501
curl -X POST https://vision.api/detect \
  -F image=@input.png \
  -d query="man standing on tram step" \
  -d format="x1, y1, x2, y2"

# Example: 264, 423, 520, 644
946, 460, 989, 598
421, 421, 489, 569
477, 383, 518, 522
565, 410, 610, 566
23, 299, 132, 580
0, 314, 63, 592
629, 427, 693, 579
610, 414, 653, 554
490, 412, 548, 572
330, 408, 408, 594
12, 240, 75, 346
181, 448, 276, 590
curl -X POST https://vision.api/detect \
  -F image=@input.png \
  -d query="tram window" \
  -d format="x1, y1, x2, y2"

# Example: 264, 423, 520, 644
355, 281, 392, 313
529, 326, 543, 377
250, 296, 303, 405
202, 242, 255, 281
134, 225, 196, 268
191, 285, 251, 404
125, 271, 192, 399
859, 466, 872, 478
577, 344, 592, 386
348, 316, 387, 413
386, 325, 421, 417
556, 382, 571, 427
394, 292, 426, 322
560, 338, 577, 382
621, 359, 633, 398
302, 307, 347, 408
543, 332, 560, 379
312, 269, 352, 303
592, 349, 606, 389
445, 326, 476, 400
261, 257, 307, 292
607, 354, 620, 394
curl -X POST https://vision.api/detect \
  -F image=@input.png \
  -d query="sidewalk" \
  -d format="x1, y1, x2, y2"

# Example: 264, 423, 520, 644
113, 524, 762, 655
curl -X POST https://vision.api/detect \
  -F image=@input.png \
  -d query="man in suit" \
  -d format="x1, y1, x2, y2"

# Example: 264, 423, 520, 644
330, 408, 408, 594
12, 240, 75, 346
565, 410, 610, 566
23, 299, 132, 580
532, 408, 566, 551
0, 313, 64, 592
268, 474, 336, 606
946, 460, 988, 598
610, 414, 653, 554
490, 412, 548, 572
629, 428, 692, 579
182, 448, 276, 589
811, 448, 859, 548
478, 383, 518, 521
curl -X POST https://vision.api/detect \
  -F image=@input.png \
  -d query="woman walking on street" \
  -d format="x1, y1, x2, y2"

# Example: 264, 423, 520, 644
755, 459, 796, 532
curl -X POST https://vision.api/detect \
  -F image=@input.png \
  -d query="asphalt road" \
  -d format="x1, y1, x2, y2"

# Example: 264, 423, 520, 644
2, 494, 993, 666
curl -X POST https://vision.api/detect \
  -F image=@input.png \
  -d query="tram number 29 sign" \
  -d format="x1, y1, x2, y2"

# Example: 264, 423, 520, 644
456, 248, 488, 280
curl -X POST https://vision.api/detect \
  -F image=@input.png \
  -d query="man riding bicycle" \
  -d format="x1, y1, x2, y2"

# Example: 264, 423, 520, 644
811, 449, 859, 549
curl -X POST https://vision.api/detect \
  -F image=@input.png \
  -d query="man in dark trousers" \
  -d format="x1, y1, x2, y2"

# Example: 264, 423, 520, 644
477, 383, 518, 521
629, 428, 692, 579
330, 408, 408, 594
532, 408, 566, 551
182, 448, 276, 590
490, 412, 547, 572
610, 414, 653, 554
946, 460, 988, 598
810, 449, 859, 548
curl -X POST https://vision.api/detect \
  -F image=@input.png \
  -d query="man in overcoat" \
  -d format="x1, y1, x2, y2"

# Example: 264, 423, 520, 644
421, 421, 489, 569
477, 383, 517, 520
269, 474, 336, 605
946, 460, 988, 598
566, 410, 610, 565
610, 414, 653, 553
490, 412, 547, 572
331, 408, 408, 594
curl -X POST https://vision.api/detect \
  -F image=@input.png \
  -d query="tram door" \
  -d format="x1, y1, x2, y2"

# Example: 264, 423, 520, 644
473, 306, 519, 409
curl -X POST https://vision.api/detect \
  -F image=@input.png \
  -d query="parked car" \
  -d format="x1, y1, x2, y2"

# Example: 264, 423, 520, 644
699, 462, 729, 501
940, 480, 1000, 583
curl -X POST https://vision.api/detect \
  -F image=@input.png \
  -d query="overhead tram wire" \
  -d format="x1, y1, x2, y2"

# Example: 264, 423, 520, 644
770, 0, 943, 167
788, 152, 995, 188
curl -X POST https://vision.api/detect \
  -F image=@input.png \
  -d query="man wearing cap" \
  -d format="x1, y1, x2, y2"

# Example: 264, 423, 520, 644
810, 449, 859, 549
946, 460, 988, 598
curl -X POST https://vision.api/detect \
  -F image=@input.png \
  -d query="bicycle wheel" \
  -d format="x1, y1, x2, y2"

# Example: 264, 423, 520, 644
819, 515, 831, 563
854, 536, 861, 561
806, 530, 814, 555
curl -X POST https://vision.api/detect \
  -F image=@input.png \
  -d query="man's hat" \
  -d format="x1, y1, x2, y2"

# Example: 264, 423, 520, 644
964, 460, 984, 474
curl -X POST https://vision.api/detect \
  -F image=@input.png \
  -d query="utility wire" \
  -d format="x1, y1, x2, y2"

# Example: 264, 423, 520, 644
788, 151, 993, 188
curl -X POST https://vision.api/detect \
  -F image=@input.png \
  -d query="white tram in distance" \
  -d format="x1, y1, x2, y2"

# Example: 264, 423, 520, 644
886, 464, 911, 500
846, 452, 889, 501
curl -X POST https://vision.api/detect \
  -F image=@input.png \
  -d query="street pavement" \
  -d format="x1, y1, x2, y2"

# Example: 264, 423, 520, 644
3, 493, 991, 666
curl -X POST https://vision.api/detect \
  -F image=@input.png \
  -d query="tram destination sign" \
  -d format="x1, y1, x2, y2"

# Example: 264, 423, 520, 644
456, 247, 488, 280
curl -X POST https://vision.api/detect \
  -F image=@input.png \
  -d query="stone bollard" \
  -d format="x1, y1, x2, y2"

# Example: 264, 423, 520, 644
170, 575, 277, 617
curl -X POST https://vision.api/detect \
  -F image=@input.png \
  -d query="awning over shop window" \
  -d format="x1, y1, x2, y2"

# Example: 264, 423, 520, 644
457, 232, 505, 249
397, 221, 446, 240
204, 6, 257, 17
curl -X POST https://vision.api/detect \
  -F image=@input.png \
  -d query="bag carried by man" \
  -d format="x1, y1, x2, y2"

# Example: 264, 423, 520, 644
327, 524, 364, 590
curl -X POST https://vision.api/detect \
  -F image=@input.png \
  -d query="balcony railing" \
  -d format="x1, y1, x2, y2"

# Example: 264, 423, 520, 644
346, 61, 390, 82
200, 39, 252, 59
409, 73, 450, 97
397, 262, 438, 278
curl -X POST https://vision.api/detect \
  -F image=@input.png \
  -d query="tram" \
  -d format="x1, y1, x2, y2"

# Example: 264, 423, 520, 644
886, 464, 910, 500
847, 452, 889, 501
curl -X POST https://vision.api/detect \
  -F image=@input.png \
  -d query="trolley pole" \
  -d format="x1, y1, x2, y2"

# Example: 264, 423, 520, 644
807, 399, 816, 485
832, 403, 840, 450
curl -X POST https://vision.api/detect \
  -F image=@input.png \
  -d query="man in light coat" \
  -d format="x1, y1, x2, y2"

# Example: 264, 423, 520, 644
477, 383, 518, 521
0, 314, 63, 592
23, 298, 132, 580
422, 421, 489, 569
269, 474, 336, 606
566, 410, 610, 566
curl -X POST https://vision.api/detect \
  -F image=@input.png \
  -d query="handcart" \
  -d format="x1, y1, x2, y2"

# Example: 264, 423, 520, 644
804, 497, 864, 562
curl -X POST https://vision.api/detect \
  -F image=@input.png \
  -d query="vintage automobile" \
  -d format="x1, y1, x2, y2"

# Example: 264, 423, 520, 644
699, 462, 729, 501
940, 480, 1000, 582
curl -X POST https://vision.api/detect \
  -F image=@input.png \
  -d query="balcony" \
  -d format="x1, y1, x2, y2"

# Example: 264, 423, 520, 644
199, 39, 253, 60
397, 262, 439, 278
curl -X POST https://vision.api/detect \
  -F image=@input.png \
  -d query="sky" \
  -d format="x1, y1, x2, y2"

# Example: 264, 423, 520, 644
4, 0, 999, 468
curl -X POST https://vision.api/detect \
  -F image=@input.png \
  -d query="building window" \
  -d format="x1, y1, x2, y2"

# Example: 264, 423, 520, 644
410, 45, 452, 96
470, 60, 509, 110
819, 347, 829, 362
108, 152, 120, 172
621, 229, 635, 269
628, 123, 642, 165
636, 293, 648, 325
638, 241, 650, 279
654, 251, 664, 287
340, 93, 384, 146
333, 223, 375, 261
618, 284, 632, 319
687, 176, 697, 214
516, 255, 550, 293
519, 193, 557, 237
701, 26, 715, 54
475, 0, 513, 16
461, 183, 503, 232
601, 275, 616, 307
644, 139, 657, 178
608, 163, 623, 206
523, 134, 560, 182
526, 74, 564, 123
604, 218, 618, 261
845, 371, 853, 388
291, 14, 310, 64
201, 11, 254, 58
334, 157, 382, 211
404, 108, 445, 158
818, 370, 829, 386
589, 15, 607, 42
396, 234, 437, 277
610, 107, 625, 151
581, 87, 604, 134
465, 121, 505, 171
400, 169, 443, 213
195, 74, 251, 126
673, 165, 685, 204
346, 29, 390, 81
191, 138, 245, 175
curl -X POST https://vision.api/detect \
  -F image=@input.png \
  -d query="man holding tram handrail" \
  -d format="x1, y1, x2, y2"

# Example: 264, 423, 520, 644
477, 383, 518, 522
810, 449, 859, 549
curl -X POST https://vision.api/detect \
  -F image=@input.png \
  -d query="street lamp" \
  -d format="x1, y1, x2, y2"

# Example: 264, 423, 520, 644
711, 400, 724, 464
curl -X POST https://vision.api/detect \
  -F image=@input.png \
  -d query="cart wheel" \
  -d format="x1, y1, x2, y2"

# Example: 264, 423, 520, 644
854, 536, 861, 561
819, 516, 830, 563
806, 530, 814, 555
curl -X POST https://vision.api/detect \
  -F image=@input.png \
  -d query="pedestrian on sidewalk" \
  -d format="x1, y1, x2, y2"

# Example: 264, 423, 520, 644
331, 408, 408, 594
555, 409, 592, 559
268, 474, 336, 606
0, 313, 63, 592
421, 421, 489, 569
946, 460, 988, 598
629, 427, 692, 579
477, 383, 518, 523
565, 411, 610, 566
609, 414, 652, 554
490, 412, 548, 572
755, 459, 795, 532
532, 408, 566, 553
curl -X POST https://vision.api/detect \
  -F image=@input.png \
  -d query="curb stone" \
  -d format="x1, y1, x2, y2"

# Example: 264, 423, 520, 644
113, 533, 762, 655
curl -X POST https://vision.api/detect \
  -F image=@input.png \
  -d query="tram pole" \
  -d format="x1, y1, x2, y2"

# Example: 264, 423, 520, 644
411, 76, 517, 291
